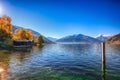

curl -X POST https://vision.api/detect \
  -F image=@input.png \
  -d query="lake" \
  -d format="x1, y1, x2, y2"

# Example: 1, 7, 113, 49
0, 43, 120, 80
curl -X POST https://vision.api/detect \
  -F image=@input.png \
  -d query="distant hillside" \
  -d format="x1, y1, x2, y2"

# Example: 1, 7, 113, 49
57, 34, 100, 43
95, 34, 113, 41
47, 37, 58, 42
106, 33, 120, 44
12, 25, 52, 43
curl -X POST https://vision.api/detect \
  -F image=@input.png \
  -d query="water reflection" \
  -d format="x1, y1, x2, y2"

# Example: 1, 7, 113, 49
0, 50, 11, 80
0, 44, 120, 80
102, 68, 106, 80
12, 50, 31, 62
32, 45, 43, 52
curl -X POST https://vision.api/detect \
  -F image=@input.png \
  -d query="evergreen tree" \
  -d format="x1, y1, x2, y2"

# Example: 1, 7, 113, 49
38, 36, 44, 45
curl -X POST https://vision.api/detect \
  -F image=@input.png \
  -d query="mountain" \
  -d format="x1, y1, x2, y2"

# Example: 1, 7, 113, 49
57, 34, 100, 43
47, 37, 58, 42
95, 34, 113, 41
12, 25, 52, 43
106, 33, 120, 44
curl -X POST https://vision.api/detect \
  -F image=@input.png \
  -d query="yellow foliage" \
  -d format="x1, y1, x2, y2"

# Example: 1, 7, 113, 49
13, 28, 33, 40
0, 15, 13, 41
0, 15, 33, 41
33, 37, 38, 44
33, 36, 44, 45
25, 29, 33, 40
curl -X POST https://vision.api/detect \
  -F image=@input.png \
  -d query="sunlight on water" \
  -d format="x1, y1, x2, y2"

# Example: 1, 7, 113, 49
0, 67, 4, 72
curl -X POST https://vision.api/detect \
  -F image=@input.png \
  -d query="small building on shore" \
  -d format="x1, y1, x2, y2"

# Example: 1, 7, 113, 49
13, 40, 33, 47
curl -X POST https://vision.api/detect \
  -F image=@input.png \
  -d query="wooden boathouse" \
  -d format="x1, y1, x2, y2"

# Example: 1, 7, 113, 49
13, 40, 33, 47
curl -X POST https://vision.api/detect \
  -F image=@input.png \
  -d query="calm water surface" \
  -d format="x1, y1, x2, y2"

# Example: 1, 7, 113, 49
0, 43, 120, 80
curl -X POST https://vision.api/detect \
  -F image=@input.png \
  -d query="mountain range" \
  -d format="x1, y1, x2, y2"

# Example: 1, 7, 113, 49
95, 34, 113, 41
12, 25, 119, 44
56, 34, 100, 43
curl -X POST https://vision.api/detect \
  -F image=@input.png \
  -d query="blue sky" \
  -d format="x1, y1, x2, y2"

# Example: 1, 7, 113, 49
0, 0, 120, 38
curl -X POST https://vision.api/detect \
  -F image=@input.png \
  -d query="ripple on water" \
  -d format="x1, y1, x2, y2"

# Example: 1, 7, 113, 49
0, 43, 119, 80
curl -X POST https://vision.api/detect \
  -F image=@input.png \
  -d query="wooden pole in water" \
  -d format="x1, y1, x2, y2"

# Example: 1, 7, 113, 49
101, 42, 106, 80
102, 42, 106, 71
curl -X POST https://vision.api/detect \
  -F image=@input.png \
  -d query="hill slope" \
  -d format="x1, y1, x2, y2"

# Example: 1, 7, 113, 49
106, 33, 120, 44
12, 25, 52, 43
47, 37, 58, 42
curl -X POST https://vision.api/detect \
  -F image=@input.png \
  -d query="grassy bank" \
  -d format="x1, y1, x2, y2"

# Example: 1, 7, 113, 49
0, 41, 13, 50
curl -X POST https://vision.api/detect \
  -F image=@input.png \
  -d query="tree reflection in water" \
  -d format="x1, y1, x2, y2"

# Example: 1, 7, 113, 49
0, 50, 11, 80
13, 46, 43, 62
13, 50, 32, 62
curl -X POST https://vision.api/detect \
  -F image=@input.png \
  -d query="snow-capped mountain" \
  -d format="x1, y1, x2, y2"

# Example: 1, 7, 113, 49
12, 25, 52, 43
95, 34, 113, 41
57, 34, 100, 43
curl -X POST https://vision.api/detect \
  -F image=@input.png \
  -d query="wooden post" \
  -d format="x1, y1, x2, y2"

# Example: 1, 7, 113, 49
101, 42, 106, 80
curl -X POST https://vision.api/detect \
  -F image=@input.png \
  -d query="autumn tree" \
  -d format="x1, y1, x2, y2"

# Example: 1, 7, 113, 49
0, 15, 12, 41
25, 29, 33, 40
13, 28, 33, 40
33, 37, 38, 45
33, 36, 44, 46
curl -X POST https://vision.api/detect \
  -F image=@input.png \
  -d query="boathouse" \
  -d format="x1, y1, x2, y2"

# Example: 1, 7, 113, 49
13, 40, 33, 47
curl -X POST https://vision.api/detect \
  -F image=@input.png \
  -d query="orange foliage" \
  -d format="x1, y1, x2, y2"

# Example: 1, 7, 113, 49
0, 15, 12, 41
13, 28, 33, 40
26, 30, 33, 40
33, 37, 38, 44
0, 15, 33, 41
